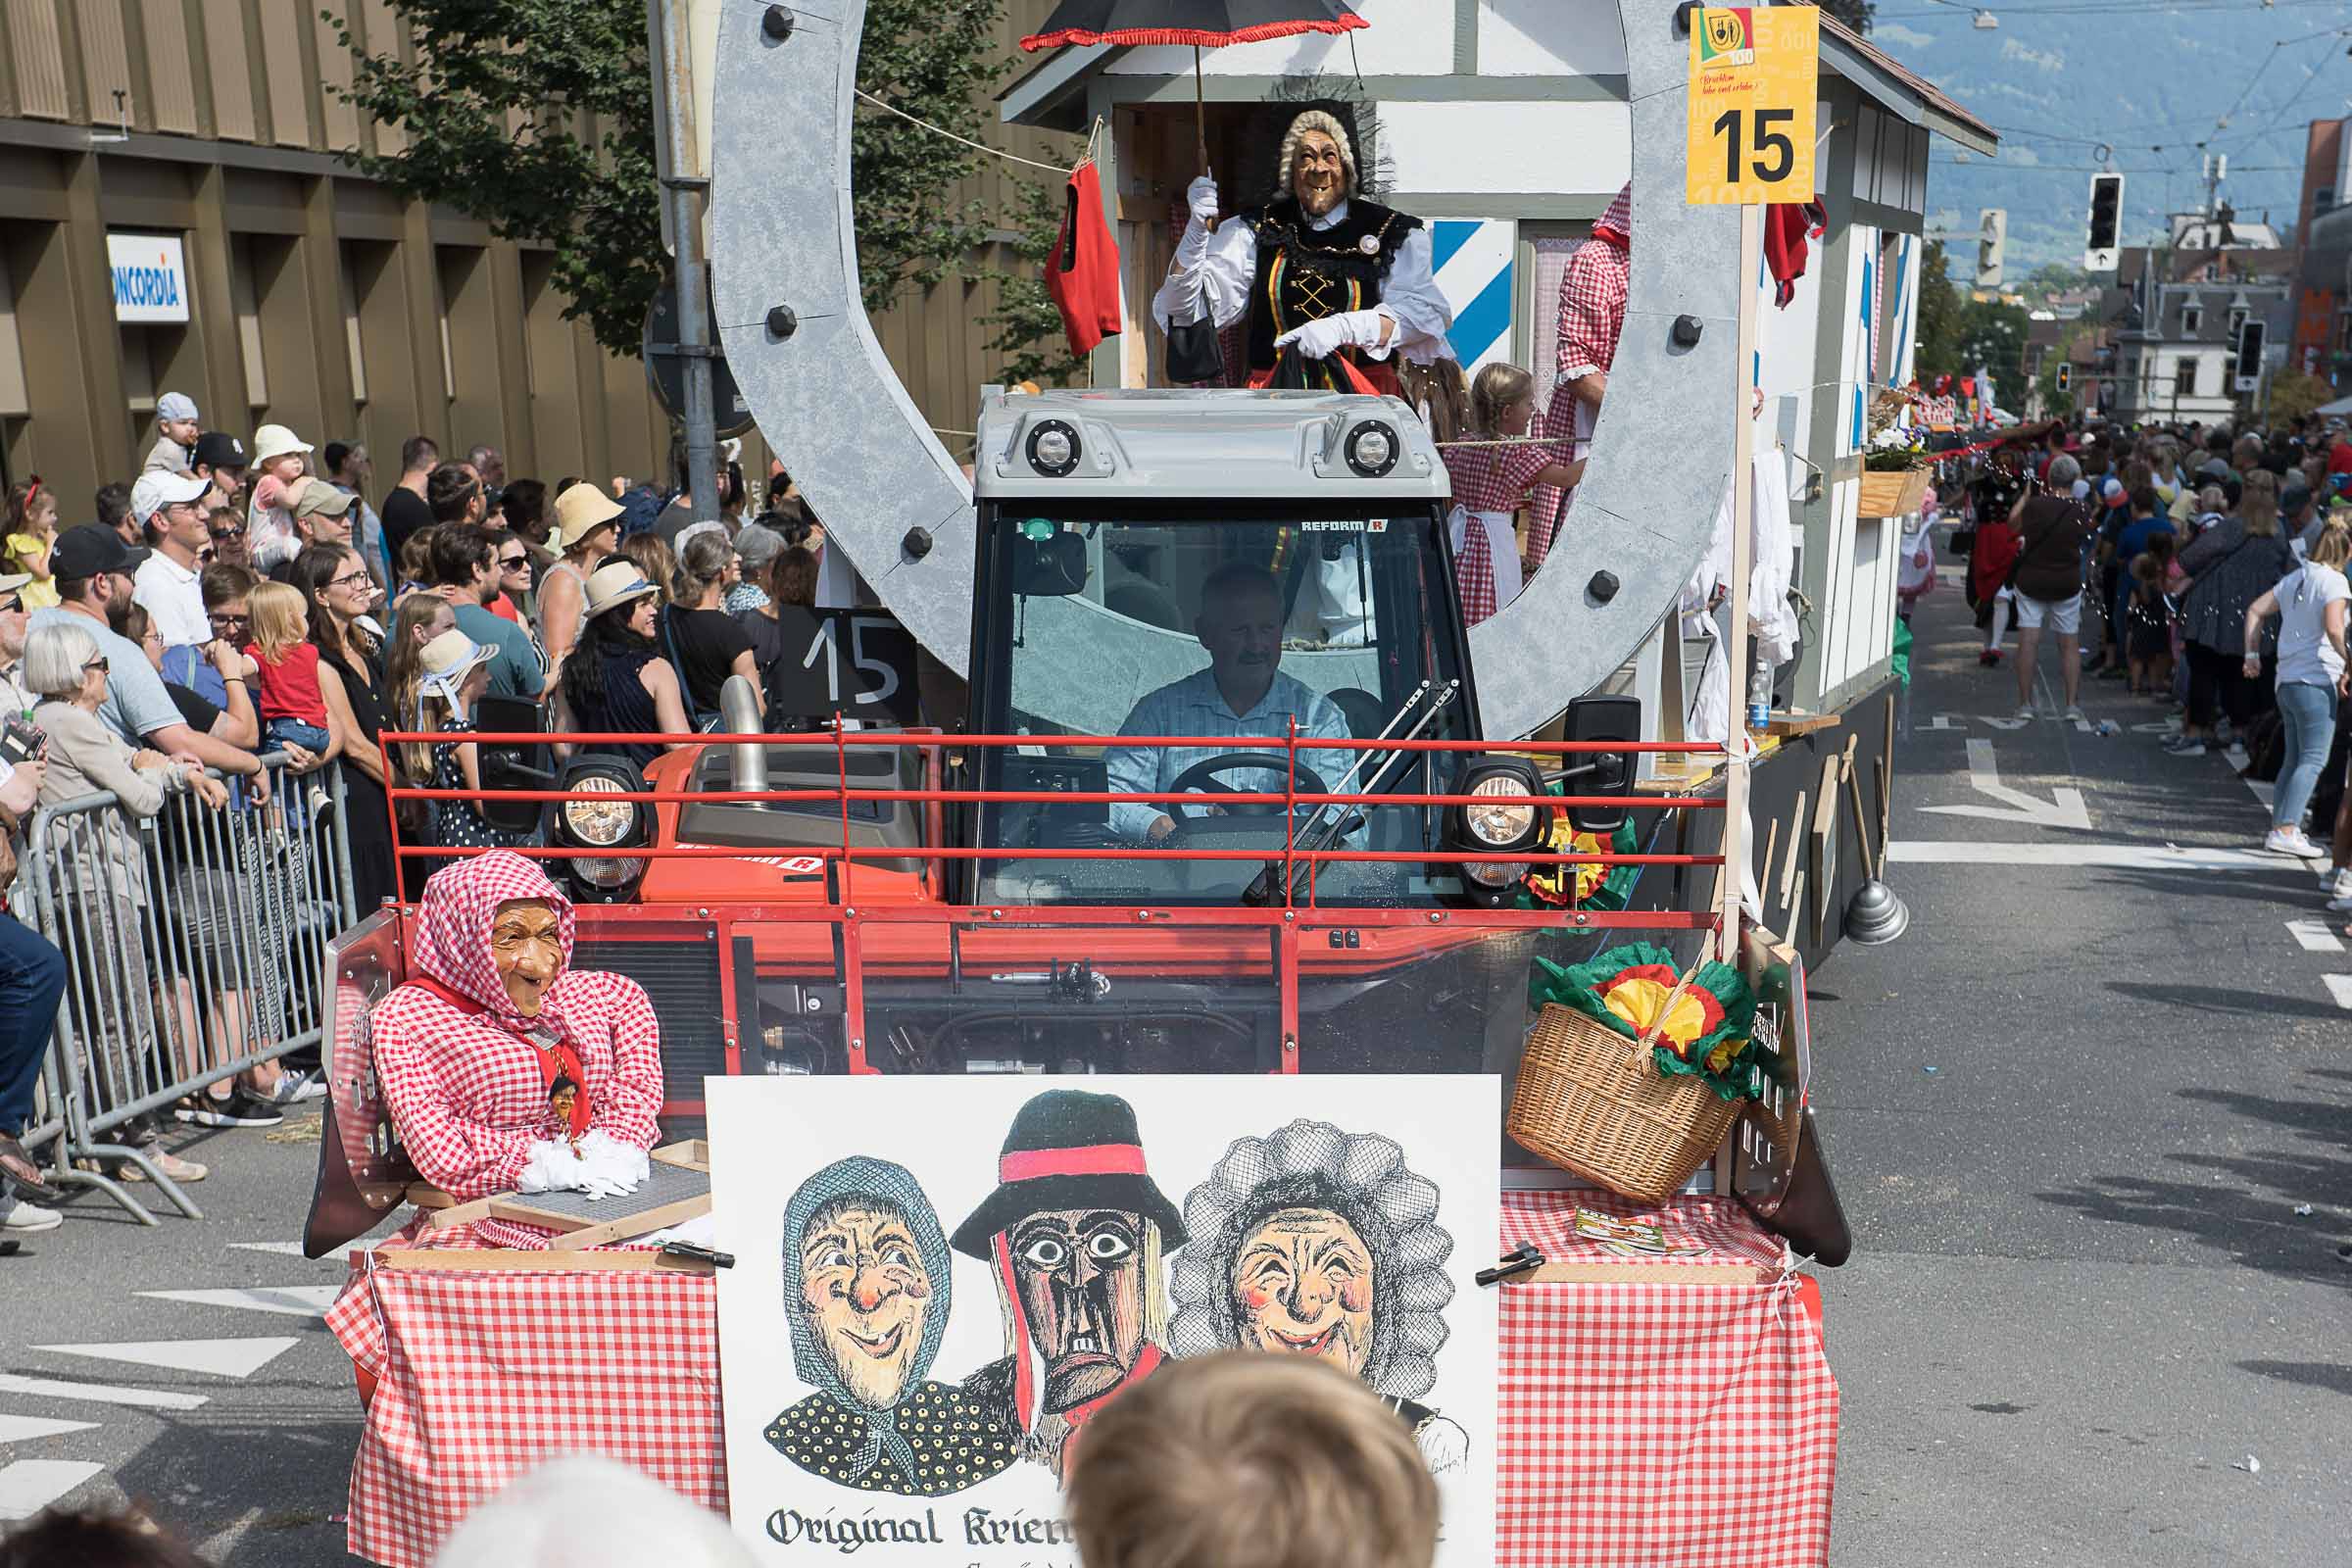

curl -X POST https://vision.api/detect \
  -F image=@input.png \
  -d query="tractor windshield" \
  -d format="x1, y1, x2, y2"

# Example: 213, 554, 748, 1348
971, 503, 1476, 906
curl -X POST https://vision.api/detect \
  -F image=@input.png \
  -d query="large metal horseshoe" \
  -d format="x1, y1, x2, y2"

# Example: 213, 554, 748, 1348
710, 2, 1736, 741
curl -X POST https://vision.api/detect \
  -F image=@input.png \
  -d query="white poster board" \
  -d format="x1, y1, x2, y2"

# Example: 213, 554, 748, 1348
710, 1074, 1498, 1568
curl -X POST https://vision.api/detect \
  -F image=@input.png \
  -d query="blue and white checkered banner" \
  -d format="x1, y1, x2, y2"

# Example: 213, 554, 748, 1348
1430, 219, 1516, 377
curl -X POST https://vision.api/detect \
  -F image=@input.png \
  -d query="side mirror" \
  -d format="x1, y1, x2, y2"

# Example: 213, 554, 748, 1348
1557, 695, 1640, 834
471, 694, 553, 836
1011, 530, 1089, 597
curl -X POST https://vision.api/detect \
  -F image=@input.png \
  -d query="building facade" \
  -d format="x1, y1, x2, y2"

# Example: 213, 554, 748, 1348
0, 0, 1069, 516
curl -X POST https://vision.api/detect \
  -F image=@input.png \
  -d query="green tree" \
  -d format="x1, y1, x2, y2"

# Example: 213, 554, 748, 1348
1913, 240, 1962, 381
1955, 297, 2034, 407
332, 0, 1017, 357
2270, 369, 2334, 425
981, 175, 1086, 388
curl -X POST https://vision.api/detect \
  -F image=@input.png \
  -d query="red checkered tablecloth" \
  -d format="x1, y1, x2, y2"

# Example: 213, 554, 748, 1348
325, 1256, 727, 1568
326, 1195, 1833, 1568
1496, 1192, 1838, 1568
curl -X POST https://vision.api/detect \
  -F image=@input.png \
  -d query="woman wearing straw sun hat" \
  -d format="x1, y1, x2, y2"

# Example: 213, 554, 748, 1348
413, 627, 539, 852
538, 482, 627, 678
246, 423, 317, 573
552, 561, 691, 767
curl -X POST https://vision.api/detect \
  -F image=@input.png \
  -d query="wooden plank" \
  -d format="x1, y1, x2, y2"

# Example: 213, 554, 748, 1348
1764, 710, 1841, 738
372, 1249, 712, 1275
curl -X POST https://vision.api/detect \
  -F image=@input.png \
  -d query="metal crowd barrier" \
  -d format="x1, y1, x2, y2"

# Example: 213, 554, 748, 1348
17, 753, 358, 1225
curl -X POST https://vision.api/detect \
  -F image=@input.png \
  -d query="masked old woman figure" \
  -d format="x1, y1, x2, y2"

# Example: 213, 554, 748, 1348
368, 851, 664, 1248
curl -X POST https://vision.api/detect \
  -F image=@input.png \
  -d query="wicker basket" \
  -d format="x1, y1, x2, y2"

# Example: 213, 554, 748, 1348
1507, 996, 1744, 1204
1856, 464, 1933, 518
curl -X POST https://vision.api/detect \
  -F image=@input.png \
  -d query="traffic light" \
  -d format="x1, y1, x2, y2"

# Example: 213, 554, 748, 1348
1975, 208, 2006, 291
2234, 318, 2267, 394
2055, 363, 2072, 393
2084, 173, 2125, 270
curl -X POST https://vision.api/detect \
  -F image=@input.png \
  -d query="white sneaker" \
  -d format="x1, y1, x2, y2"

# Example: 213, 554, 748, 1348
1, 1200, 62, 1233
2265, 827, 2326, 858
2014, 705, 2035, 720
2327, 870, 2352, 911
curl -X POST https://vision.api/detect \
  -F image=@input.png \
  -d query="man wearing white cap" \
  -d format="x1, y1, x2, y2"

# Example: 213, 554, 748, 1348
143, 393, 201, 476
246, 423, 315, 572
129, 470, 217, 649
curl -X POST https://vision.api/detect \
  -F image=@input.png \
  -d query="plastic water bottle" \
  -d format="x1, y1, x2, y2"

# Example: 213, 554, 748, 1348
1745, 651, 1771, 733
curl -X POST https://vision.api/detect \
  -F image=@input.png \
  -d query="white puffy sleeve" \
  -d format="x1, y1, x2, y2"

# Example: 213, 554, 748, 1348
1152, 217, 1257, 335
1371, 226, 1454, 367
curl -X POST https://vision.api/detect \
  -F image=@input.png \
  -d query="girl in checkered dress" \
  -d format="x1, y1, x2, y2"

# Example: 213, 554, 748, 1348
1440, 364, 1583, 626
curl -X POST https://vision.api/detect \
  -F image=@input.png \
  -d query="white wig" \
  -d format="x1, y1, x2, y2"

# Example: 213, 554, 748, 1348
1277, 110, 1356, 199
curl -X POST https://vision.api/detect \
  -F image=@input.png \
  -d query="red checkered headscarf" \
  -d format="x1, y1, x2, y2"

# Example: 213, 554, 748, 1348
414, 851, 578, 1030
1592, 183, 1630, 248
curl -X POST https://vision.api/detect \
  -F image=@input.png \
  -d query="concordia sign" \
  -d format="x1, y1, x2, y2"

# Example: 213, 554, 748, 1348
107, 233, 191, 324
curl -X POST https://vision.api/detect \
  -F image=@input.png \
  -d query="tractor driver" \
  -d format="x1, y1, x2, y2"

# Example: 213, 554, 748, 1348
1106, 563, 1354, 845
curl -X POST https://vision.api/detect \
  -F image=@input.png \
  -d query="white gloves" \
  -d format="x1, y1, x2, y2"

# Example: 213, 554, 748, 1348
1274, 308, 1392, 362
577, 1129, 651, 1198
514, 1132, 650, 1201
1186, 175, 1220, 228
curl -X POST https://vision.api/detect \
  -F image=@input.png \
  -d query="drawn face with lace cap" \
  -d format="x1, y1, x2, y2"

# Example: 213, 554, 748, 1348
799, 1198, 936, 1411
1230, 1204, 1376, 1375
488, 898, 564, 1015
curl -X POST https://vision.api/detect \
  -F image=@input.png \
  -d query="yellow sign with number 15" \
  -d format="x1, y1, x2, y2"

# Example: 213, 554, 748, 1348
1686, 6, 1820, 206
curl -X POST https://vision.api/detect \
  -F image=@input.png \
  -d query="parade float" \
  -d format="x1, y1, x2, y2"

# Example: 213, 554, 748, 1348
304, 5, 1991, 1563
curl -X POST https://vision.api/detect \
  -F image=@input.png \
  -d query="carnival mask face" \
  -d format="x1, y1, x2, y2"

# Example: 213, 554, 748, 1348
487, 898, 564, 1015
1229, 1206, 1375, 1375
800, 1201, 935, 1410
1292, 128, 1348, 218
1009, 1208, 1148, 1413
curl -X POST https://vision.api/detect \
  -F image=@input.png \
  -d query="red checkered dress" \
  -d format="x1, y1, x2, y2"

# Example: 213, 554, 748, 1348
368, 853, 664, 1250
1533, 184, 1632, 569
1445, 443, 1557, 625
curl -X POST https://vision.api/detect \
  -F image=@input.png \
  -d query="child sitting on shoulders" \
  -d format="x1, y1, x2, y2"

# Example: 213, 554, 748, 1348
243, 581, 340, 759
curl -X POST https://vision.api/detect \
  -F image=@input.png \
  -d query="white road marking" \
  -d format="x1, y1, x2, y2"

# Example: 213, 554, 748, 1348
0, 1415, 98, 1443
226, 1242, 312, 1257
1923, 713, 1961, 731
229, 1239, 378, 1260
2326, 975, 2352, 1010
2244, 776, 2276, 810
0, 1459, 104, 1521
1978, 716, 2031, 730
138, 1286, 340, 1319
0, 1374, 206, 1411
32, 1337, 299, 1380
2286, 920, 2344, 954
1888, 842, 2287, 869
1918, 738, 2092, 830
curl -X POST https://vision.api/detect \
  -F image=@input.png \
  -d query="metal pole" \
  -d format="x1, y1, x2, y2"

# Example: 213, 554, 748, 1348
653, 0, 720, 524
1718, 202, 1763, 964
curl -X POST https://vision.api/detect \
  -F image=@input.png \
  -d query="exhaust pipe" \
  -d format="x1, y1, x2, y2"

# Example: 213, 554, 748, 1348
721, 674, 767, 796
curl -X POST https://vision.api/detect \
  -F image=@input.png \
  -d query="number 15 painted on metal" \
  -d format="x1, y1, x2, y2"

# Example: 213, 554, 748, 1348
1686, 6, 1820, 206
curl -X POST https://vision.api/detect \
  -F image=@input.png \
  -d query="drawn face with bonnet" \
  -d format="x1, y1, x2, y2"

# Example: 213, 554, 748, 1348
798, 1197, 935, 1411
1229, 1203, 1375, 1375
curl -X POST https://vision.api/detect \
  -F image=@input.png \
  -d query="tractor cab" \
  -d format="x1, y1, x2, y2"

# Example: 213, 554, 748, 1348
959, 386, 1620, 910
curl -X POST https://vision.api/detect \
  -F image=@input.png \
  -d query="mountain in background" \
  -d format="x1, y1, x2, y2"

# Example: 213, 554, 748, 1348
1861, 4, 2348, 270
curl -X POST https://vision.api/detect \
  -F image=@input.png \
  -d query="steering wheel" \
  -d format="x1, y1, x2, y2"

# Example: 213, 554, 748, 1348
1161, 752, 1331, 821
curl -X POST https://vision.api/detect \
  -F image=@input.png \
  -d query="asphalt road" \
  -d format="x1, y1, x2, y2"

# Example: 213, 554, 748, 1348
2, 569, 2346, 1565
1815, 573, 2352, 1566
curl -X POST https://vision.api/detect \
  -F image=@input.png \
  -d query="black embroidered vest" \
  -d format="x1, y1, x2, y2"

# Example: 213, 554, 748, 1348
1238, 197, 1424, 386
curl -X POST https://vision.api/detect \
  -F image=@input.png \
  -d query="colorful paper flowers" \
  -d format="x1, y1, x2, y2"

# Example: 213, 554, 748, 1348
1530, 942, 1764, 1101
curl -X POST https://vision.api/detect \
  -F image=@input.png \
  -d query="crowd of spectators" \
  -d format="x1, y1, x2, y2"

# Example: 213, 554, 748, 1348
1947, 414, 2352, 891
1, 393, 843, 1236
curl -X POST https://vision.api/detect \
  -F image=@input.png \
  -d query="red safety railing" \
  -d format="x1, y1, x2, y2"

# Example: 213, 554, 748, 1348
376, 724, 1730, 918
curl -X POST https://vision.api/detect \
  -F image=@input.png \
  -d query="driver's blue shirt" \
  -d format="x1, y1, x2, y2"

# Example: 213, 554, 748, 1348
1106, 667, 1354, 842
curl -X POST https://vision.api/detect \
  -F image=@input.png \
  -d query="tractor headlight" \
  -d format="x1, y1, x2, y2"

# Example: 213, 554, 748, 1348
561, 774, 636, 847
1462, 772, 1539, 849
1441, 756, 1552, 906
1027, 418, 1080, 477
1345, 419, 1399, 478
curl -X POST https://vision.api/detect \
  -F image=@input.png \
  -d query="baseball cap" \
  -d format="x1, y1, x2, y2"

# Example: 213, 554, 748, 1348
0, 570, 30, 607
193, 430, 247, 471
2099, 476, 2126, 504
157, 391, 200, 423
50, 523, 132, 580
130, 469, 212, 525
291, 482, 357, 521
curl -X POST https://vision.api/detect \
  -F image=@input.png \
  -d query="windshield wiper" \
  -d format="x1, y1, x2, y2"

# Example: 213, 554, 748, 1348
1242, 679, 1459, 907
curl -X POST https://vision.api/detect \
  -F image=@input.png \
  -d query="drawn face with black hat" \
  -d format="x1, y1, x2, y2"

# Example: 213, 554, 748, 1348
952, 1090, 1185, 1423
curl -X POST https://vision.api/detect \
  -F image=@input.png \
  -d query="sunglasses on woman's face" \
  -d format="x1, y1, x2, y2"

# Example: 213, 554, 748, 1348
210, 522, 245, 541
500, 554, 528, 569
